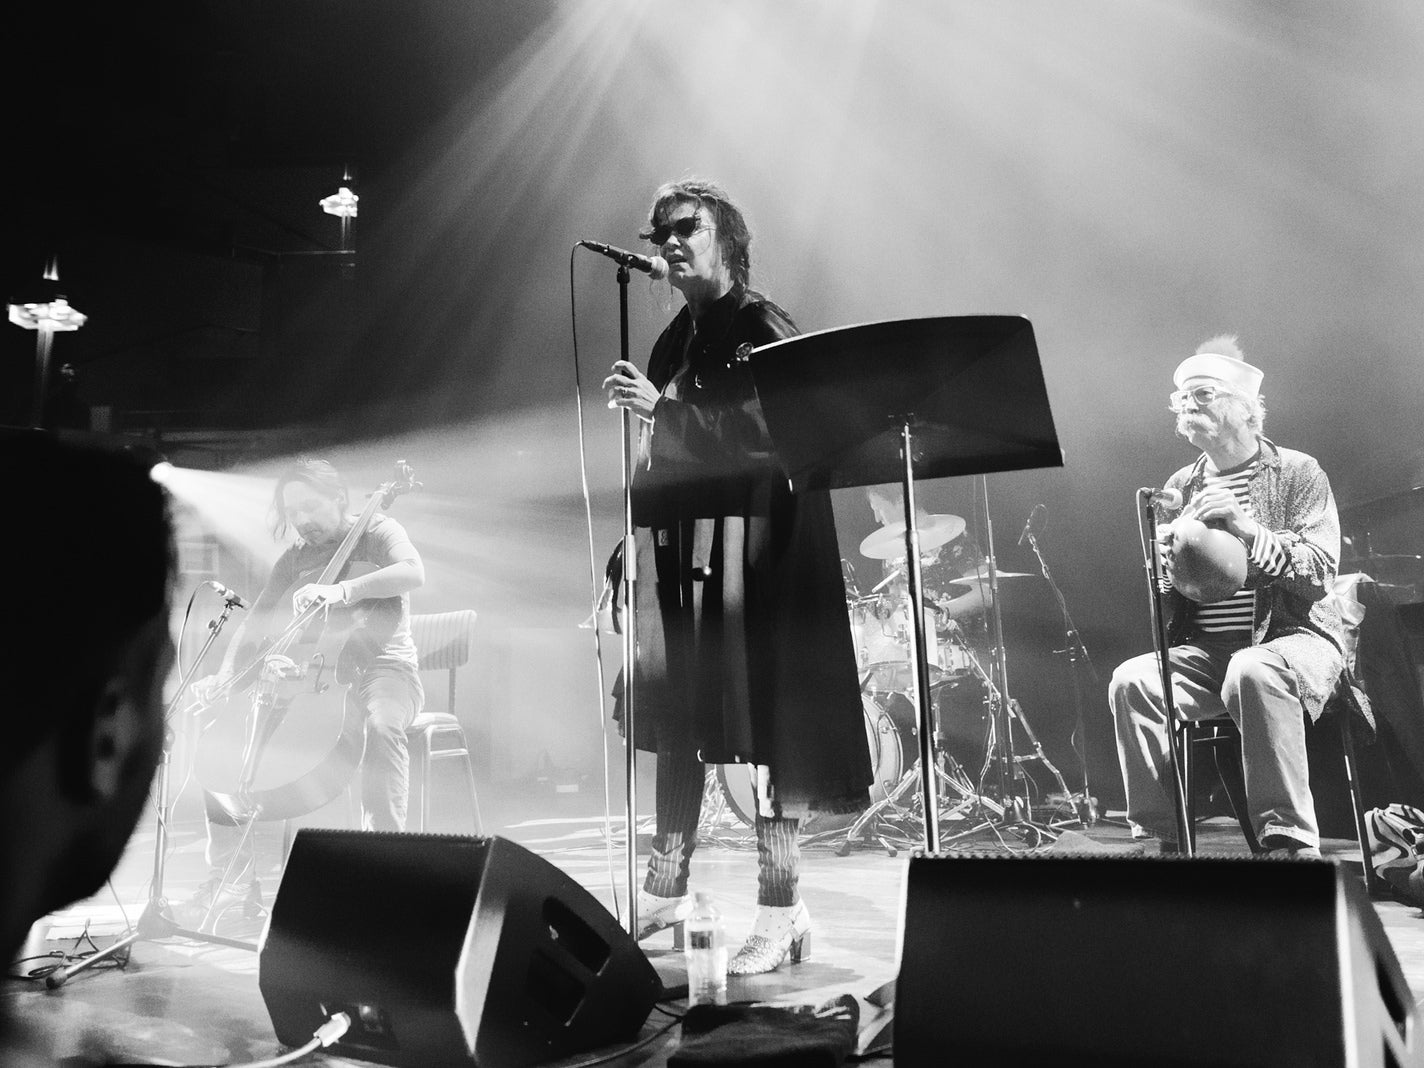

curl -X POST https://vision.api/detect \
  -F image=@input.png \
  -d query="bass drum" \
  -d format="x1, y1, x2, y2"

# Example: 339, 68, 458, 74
714, 762, 758, 828
862, 690, 918, 802
861, 671, 994, 795
713, 670, 991, 822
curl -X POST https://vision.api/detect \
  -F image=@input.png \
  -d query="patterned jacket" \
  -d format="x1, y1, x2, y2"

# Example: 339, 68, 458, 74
1159, 436, 1368, 725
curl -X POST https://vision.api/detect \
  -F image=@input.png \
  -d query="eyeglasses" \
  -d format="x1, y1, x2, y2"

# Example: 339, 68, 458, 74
1168, 385, 1233, 410
644, 214, 707, 246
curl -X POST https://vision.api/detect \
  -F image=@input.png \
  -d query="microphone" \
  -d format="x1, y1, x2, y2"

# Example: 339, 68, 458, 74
1140, 487, 1184, 510
578, 240, 669, 280
1017, 503, 1046, 547
206, 580, 250, 610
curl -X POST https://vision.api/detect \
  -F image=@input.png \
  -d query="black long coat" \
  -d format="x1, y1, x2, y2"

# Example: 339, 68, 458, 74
625, 287, 871, 817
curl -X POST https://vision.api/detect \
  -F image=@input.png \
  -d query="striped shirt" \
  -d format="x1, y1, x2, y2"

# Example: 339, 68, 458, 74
1164, 457, 1290, 636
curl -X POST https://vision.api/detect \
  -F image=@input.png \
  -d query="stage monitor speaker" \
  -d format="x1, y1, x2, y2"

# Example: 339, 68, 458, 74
258, 830, 660, 1067
896, 854, 1420, 1067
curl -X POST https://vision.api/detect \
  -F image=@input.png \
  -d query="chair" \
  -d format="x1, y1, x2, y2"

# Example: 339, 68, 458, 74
1177, 674, 1377, 895
407, 610, 482, 833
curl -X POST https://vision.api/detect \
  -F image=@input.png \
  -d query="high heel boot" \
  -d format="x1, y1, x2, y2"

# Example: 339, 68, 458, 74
727, 900, 811, 975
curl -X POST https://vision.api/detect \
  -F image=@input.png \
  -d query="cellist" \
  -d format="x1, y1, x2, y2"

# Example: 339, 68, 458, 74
177, 458, 424, 925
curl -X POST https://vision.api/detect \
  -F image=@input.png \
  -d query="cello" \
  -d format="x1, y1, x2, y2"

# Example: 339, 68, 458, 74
192, 461, 419, 823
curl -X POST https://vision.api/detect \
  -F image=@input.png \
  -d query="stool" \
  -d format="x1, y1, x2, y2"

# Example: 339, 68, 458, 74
408, 609, 481, 833
407, 711, 483, 833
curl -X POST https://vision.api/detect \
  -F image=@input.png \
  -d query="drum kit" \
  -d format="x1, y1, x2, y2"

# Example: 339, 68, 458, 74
829, 513, 1071, 852
697, 509, 1080, 848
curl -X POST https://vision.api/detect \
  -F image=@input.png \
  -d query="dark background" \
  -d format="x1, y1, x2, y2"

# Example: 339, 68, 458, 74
5, 1, 1421, 804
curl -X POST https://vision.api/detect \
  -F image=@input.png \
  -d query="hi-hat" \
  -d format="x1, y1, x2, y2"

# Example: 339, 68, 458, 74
860, 514, 966, 560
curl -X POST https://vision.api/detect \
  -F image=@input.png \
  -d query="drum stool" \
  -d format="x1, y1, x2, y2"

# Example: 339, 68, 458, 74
407, 712, 483, 833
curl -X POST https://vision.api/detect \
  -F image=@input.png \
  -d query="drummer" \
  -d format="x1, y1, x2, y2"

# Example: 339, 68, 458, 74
863, 484, 990, 628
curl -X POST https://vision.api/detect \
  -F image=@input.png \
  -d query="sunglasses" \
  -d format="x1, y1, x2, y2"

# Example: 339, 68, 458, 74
1169, 385, 1234, 410
644, 214, 707, 246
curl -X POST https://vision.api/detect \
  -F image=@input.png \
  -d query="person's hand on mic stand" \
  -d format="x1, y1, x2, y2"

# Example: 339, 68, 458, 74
603, 361, 660, 422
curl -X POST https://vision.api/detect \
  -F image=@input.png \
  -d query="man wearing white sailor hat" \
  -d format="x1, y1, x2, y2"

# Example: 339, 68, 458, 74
1109, 335, 1361, 858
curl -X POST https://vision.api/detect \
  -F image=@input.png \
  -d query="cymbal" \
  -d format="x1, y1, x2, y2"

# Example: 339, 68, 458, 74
942, 566, 1034, 592
860, 514, 966, 560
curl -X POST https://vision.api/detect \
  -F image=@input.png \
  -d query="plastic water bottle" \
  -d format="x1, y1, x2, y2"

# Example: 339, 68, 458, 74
684, 891, 727, 1006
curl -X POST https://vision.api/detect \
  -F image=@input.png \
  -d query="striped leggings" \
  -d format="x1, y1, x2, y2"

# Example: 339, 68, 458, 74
645, 746, 800, 907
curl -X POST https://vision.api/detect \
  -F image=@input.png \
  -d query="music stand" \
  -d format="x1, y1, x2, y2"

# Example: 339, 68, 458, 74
747, 315, 1061, 852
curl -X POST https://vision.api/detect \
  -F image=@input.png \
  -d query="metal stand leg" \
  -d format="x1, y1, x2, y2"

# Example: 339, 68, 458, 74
46, 604, 257, 990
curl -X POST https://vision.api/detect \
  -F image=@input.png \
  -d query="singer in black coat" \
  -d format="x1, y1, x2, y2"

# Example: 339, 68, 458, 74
605, 179, 869, 950
625, 285, 870, 817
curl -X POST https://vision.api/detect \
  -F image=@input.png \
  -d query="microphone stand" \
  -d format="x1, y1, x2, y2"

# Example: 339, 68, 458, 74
47, 599, 256, 989
614, 263, 641, 938
1022, 517, 1102, 825
1136, 490, 1193, 851
935, 477, 1058, 847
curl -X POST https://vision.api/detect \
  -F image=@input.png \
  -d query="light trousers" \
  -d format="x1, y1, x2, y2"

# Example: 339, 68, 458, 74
1110, 638, 1318, 849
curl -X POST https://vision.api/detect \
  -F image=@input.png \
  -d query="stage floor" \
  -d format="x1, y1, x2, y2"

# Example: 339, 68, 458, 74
8, 788, 1424, 1066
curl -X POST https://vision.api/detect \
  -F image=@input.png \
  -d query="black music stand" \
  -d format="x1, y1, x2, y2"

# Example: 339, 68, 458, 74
747, 315, 1061, 852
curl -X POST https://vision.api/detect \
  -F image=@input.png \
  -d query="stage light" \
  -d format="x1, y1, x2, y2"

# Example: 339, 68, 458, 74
319, 186, 359, 219
7, 258, 86, 429
321, 166, 359, 259
7, 296, 87, 332
148, 460, 175, 485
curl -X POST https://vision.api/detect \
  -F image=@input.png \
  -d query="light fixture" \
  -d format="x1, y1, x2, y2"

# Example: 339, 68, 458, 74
318, 186, 359, 219
7, 258, 86, 428
319, 166, 359, 256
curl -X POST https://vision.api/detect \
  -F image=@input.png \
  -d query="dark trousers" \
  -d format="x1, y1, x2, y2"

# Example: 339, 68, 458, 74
645, 746, 800, 907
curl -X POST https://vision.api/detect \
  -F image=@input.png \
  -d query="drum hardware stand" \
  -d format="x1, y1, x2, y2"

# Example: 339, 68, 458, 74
1137, 489, 1194, 851
46, 597, 257, 989
822, 667, 1004, 856
827, 743, 997, 857
746, 315, 1061, 854
841, 557, 862, 598
931, 616, 1063, 847
1022, 511, 1107, 827
943, 475, 1061, 846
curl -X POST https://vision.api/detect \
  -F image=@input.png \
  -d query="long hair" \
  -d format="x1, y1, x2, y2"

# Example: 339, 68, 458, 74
271, 458, 348, 539
642, 177, 753, 294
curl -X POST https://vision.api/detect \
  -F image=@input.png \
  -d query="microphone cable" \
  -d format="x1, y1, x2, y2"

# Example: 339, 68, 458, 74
567, 242, 626, 926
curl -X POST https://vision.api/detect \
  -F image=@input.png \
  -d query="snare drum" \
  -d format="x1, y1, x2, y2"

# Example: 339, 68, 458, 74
861, 659, 946, 696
